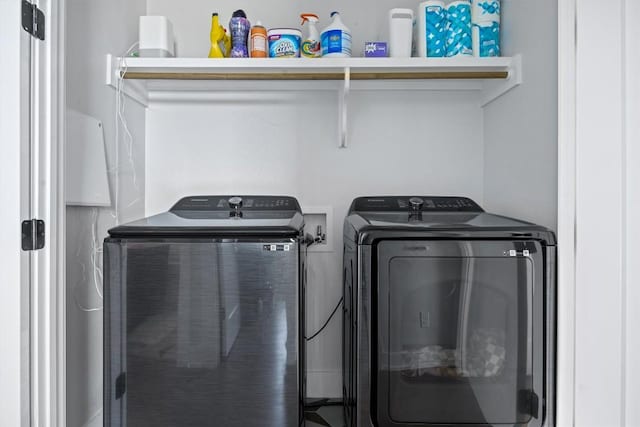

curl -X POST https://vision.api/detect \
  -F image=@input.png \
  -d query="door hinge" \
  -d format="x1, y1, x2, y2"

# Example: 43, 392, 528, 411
115, 372, 127, 400
21, 219, 45, 251
22, 0, 45, 41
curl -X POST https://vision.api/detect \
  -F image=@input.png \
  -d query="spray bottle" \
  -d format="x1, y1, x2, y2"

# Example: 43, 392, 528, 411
321, 11, 352, 57
208, 13, 230, 58
300, 13, 321, 58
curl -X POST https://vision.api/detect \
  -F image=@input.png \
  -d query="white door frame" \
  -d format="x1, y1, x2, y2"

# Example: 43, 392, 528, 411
32, 0, 67, 424
30, 0, 66, 425
557, 0, 577, 426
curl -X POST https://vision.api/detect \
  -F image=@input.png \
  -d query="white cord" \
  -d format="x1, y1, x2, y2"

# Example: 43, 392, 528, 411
90, 208, 103, 299
112, 41, 141, 224
76, 42, 141, 314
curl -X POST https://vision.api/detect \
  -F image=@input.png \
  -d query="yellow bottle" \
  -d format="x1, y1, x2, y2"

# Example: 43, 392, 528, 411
208, 13, 228, 58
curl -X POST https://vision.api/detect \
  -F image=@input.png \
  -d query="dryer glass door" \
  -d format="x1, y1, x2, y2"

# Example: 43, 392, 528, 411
375, 240, 544, 426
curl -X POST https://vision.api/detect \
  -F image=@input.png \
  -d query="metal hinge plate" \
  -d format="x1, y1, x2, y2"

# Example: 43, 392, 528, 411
21, 219, 45, 251
22, 0, 45, 40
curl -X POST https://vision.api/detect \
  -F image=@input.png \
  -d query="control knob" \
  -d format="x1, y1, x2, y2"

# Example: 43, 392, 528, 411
228, 196, 243, 210
409, 197, 424, 211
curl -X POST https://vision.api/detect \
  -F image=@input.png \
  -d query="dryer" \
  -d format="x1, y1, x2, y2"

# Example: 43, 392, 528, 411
343, 196, 555, 427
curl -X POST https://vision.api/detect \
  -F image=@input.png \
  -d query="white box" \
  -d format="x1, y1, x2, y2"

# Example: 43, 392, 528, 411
139, 16, 175, 57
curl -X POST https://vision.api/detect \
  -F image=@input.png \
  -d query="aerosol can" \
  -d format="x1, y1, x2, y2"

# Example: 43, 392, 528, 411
300, 13, 321, 58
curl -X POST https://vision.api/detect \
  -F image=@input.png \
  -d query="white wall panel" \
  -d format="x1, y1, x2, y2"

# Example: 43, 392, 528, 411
145, 90, 484, 396
482, 0, 558, 230
574, 0, 624, 425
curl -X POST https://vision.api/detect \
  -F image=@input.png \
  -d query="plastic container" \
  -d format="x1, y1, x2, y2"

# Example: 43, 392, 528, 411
268, 28, 302, 58
321, 11, 352, 57
229, 9, 250, 58
389, 8, 414, 58
416, 1, 446, 57
250, 21, 268, 57
208, 13, 228, 58
300, 13, 321, 58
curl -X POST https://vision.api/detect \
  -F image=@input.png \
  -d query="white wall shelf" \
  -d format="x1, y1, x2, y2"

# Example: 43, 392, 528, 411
106, 54, 522, 147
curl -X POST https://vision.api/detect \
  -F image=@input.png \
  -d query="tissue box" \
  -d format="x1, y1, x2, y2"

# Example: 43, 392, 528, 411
364, 42, 388, 57
139, 16, 175, 57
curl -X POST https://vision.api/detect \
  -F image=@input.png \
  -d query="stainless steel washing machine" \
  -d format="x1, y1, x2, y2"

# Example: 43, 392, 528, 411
104, 195, 306, 427
343, 196, 556, 427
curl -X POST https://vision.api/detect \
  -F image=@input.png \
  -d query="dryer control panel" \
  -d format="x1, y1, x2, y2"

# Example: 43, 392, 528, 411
171, 195, 301, 212
350, 196, 484, 213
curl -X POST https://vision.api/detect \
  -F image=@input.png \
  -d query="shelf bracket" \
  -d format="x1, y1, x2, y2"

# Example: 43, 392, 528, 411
105, 54, 149, 107
339, 67, 350, 149
481, 54, 523, 107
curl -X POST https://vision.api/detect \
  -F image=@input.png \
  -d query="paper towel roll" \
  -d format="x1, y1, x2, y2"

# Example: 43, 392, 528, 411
471, 0, 500, 56
416, 0, 447, 57
472, 21, 500, 57
471, 0, 500, 23
445, 0, 472, 57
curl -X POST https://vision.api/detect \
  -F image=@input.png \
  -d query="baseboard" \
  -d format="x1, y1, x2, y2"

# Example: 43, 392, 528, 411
306, 369, 342, 399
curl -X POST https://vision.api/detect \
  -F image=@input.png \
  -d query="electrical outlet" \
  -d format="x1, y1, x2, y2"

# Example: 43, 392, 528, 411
301, 205, 333, 253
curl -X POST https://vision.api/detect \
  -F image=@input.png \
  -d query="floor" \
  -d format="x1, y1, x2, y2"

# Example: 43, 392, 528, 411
304, 405, 345, 427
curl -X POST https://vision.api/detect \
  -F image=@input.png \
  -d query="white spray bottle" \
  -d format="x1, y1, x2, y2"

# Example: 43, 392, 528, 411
300, 13, 321, 58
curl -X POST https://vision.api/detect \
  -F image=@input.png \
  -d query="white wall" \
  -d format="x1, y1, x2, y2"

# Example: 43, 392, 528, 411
145, 89, 484, 396
482, 0, 558, 230
573, 0, 640, 425
65, 0, 146, 426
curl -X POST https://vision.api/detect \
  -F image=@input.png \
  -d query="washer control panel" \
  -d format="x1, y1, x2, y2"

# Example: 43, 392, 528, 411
351, 196, 483, 212
171, 196, 300, 212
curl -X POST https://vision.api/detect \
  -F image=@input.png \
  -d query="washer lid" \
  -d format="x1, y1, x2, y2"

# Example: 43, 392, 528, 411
108, 195, 304, 237
345, 196, 556, 244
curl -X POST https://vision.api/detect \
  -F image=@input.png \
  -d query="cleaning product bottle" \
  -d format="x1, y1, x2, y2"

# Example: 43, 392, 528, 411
321, 11, 352, 57
229, 9, 250, 58
300, 13, 321, 58
208, 13, 227, 58
250, 21, 268, 57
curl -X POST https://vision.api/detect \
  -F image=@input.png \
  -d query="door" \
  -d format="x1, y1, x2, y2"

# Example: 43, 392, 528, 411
375, 240, 546, 426
0, 0, 63, 425
104, 239, 301, 427
0, 1, 34, 425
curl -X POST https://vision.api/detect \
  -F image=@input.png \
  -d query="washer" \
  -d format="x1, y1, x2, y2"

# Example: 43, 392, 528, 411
343, 196, 555, 427
104, 195, 306, 427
